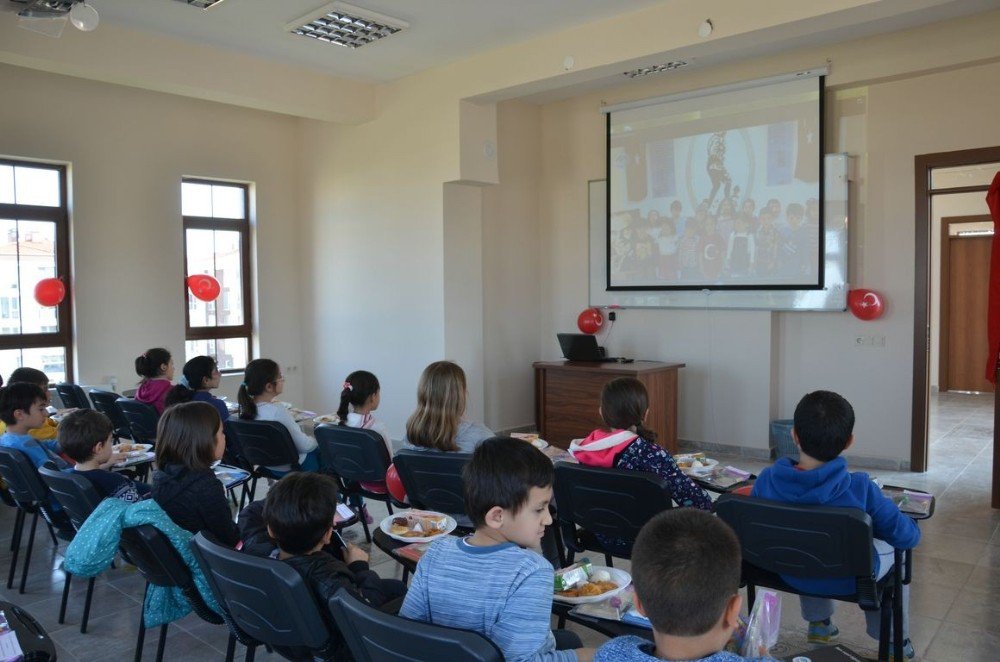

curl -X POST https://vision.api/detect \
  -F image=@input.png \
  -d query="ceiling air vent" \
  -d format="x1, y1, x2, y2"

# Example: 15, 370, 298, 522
287, 1, 407, 49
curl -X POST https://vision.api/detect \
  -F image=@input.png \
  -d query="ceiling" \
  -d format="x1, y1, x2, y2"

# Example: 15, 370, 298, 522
84, 0, 667, 83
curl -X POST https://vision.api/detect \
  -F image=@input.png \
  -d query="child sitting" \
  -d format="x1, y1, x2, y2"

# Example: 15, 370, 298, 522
8, 367, 58, 441
259, 472, 407, 660
0, 382, 68, 470
596, 509, 772, 661
164, 355, 229, 422
403, 361, 493, 453
570, 377, 711, 554
238, 358, 320, 472
152, 401, 240, 547
751, 390, 920, 660
134, 347, 174, 414
59, 409, 150, 503
336, 370, 392, 522
400, 436, 594, 662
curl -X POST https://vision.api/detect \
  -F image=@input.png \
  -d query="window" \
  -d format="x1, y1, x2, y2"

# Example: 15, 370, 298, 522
0, 159, 72, 382
182, 180, 252, 371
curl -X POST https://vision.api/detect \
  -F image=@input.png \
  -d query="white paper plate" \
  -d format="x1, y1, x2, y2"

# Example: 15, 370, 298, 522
380, 510, 458, 543
676, 454, 719, 476
313, 414, 339, 425
553, 566, 632, 604
115, 443, 152, 456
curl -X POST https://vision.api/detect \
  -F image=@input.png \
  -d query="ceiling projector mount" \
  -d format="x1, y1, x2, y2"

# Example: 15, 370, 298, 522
6, 0, 99, 37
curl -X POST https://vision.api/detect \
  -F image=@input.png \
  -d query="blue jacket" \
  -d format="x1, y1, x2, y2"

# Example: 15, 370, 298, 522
63, 498, 221, 627
751, 456, 920, 596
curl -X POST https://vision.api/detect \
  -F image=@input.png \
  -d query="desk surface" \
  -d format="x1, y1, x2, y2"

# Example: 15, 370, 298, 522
533, 360, 686, 375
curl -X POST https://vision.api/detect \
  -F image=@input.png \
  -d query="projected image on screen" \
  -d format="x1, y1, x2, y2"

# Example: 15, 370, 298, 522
607, 75, 823, 290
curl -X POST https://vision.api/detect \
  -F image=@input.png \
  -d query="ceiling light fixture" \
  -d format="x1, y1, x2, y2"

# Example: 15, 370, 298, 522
173, 0, 228, 8
10, 0, 99, 36
623, 61, 689, 79
287, 2, 408, 49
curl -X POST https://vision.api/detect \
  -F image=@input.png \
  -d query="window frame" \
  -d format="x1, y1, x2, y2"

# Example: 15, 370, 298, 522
0, 158, 73, 380
181, 178, 253, 374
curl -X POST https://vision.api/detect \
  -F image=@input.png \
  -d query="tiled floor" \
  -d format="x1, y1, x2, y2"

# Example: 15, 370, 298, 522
0, 391, 995, 661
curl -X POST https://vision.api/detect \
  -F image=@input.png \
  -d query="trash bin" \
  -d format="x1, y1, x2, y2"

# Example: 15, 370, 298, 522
769, 419, 798, 460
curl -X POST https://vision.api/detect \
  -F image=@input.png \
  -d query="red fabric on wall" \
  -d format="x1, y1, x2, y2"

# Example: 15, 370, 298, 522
984, 171, 1000, 383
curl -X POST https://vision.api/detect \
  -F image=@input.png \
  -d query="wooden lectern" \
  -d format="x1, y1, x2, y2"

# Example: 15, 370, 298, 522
533, 360, 685, 452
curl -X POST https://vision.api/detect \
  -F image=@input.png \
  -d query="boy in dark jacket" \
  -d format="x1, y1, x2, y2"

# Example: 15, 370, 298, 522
242, 473, 406, 659
751, 390, 920, 660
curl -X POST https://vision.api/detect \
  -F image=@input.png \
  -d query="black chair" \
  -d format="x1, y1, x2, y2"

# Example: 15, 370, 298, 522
118, 524, 228, 662
89, 389, 134, 443
116, 398, 160, 446
328, 588, 503, 662
0, 447, 66, 593
552, 461, 673, 567
38, 464, 102, 633
190, 531, 334, 662
715, 493, 904, 662
219, 423, 257, 510
55, 382, 92, 410
224, 419, 301, 496
392, 449, 472, 528
314, 424, 394, 542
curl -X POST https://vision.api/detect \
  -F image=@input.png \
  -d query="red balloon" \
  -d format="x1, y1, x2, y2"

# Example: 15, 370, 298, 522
386, 463, 408, 504
186, 274, 221, 302
577, 307, 604, 335
847, 288, 885, 321
34, 278, 66, 307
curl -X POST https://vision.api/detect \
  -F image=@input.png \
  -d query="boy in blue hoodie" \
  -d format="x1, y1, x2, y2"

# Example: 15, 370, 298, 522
751, 390, 919, 660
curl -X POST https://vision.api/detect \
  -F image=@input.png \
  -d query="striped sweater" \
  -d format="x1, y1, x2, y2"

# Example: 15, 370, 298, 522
399, 536, 577, 662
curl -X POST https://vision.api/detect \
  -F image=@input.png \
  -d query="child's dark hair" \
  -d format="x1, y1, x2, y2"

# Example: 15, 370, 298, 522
601, 377, 656, 443
165, 356, 218, 408
631, 509, 741, 636
337, 370, 380, 425
135, 348, 171, 380
154, 401, 221, 471
463, 436, 553, 528
793, 390, 855, 462
59, 410, 114, 463
263, 472, 340, 555
0, 383, 47, 426
8, 367, 49, 387
238, 358, 281, 420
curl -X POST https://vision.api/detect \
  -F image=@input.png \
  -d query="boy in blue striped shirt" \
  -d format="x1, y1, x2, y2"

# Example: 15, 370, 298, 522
399, 436, 594, 662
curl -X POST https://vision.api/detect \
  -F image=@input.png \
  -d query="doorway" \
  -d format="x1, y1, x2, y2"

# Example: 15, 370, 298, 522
938, 215, 994, 394
913, 148, 1000, 472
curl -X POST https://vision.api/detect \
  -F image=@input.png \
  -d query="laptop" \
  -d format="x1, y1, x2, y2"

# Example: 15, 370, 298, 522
557, 333, 617, 362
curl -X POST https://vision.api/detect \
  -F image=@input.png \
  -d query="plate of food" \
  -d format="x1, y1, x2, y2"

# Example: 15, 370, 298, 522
675, 452, 719, 476
313, 414, 339, 425
510, 432, 549, 450
380, 510, 457, 543
553, 561, 631, 605
114, 443, 152, 457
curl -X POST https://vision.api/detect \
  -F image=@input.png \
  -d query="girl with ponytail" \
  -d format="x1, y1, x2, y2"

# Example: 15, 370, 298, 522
237, 358, 319, 473
568, 377, 712, 554
165, 356, 229, 422
337, 370, 392, 458
134, 347, 174, 414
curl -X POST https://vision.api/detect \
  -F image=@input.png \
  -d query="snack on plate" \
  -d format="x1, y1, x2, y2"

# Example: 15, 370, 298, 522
557, 580, 619, 598
676, 452, 711, 469
117, 443, 134, 453
390, 511, 448, 538
554, 559, 593, 592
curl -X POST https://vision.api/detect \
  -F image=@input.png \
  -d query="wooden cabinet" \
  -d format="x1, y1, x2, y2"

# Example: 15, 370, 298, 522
533, 361, 685, 452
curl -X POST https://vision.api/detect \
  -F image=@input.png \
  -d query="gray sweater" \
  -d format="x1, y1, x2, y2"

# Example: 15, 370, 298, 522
402, 419, 494, 453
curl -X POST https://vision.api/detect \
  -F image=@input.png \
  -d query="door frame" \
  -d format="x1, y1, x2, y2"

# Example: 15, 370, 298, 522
938, 215, 994, 393
913, 146, 1000, 472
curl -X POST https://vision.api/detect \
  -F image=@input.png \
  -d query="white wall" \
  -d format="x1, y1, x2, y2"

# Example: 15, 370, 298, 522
0, 63, 306, 405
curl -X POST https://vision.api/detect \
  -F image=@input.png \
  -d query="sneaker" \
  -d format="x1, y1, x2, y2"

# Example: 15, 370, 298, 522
889, 638, 915, 662
361, 506, 374, 525
807, 620, 840, 644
